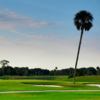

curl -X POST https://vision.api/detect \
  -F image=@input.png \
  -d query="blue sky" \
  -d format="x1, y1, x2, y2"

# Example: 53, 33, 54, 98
0, 0, 100, 69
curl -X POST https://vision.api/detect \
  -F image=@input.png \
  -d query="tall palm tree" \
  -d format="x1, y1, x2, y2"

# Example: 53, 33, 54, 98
73, 10, 93, 84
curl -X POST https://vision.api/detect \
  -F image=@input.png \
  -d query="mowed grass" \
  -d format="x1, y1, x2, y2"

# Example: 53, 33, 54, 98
0, 92, 100, 100
0, 76, 100, 100
0, 76, 100, 91
0, 80, 64, 91
73, 76, 100, 83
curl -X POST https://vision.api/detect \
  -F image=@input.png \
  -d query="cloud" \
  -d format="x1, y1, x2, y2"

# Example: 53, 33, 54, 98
0, 33, 100, 69
0, 36, 15, 48
0, 9, 54, 30
0, 35, 76, 68
0, 9, 99, 69
0, 22, 15, 30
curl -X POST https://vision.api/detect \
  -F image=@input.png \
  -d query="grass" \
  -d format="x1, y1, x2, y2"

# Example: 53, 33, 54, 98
73, 76, 100, 83
0, 75, 69, 81
1, 75, 100, 82
0, 75, 100, 100
0, 75, 100, 91
0, 92, 100, 100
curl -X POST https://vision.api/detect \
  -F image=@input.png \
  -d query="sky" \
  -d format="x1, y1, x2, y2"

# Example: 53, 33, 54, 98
0, 0, 100, 69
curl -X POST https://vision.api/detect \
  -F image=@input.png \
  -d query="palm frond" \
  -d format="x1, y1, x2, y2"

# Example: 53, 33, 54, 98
74, 10, 93, 31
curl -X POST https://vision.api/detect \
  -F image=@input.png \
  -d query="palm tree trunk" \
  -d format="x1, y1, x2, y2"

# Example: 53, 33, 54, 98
73, 29, 84, 84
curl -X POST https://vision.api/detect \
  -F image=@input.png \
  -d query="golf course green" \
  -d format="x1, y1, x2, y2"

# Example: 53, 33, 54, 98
0, 76, 100, 100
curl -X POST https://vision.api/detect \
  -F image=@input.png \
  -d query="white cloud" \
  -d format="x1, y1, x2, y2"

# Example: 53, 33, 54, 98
0, 8, 99, 69
0, 9, 55, 31
0, 22, 15, 30
0, 34, 99, 69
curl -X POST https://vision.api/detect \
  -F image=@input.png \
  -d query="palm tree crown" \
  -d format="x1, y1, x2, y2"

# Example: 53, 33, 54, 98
74, 10, 93, 31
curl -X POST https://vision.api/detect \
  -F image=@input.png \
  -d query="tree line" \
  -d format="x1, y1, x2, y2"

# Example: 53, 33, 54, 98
0, 65, 100, 77
0, 60, 100, 77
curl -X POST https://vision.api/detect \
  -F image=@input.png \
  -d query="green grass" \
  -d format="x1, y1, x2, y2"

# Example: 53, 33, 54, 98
0, 92, 100, 100
0, 75, 69, 81
0, 79, 99, 91
1, 75, 100, 82
0, 76, 100, 100
73, 76, 100, 83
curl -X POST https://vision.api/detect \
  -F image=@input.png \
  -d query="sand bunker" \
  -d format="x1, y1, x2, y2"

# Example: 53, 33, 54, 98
87, 84, 100, 88
33, 85, 63, 87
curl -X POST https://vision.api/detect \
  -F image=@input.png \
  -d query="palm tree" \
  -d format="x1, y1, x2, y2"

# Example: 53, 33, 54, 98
73, 10, 93, 84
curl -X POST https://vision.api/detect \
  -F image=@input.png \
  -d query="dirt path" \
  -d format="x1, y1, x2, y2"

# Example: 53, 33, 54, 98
0, 90, 100, 94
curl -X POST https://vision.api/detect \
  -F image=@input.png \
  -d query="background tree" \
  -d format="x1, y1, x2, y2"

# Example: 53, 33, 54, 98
96, 66, 100, 75
87, 67, 97, 75
73, 10, 93, 84
0, 60, 10, 75
0, 60, 10, 68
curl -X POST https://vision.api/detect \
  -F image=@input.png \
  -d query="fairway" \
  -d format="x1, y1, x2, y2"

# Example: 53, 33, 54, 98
0, 92, 100, 100
0, 76, 100, 100
0, 76, 100, 91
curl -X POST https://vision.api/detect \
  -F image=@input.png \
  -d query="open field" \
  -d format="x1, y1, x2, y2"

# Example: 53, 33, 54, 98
1, 75, 100, 82
0, 76, 100, 91
0, 76, 100, 100
0, 80, 100, 91
0, 92, 100, 100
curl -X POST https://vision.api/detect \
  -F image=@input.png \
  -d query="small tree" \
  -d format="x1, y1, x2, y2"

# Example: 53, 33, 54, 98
0, 60, 9, 68
96, 66, 100, 75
